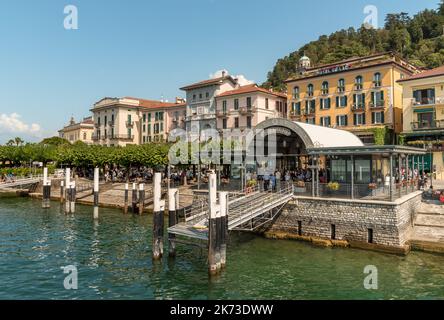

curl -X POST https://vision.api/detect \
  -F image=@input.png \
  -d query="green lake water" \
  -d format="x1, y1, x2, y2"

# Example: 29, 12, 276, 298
0, 197, 443, 300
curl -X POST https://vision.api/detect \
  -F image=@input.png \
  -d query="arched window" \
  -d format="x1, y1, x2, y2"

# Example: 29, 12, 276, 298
355, 76, 363, 90
307, 84, 314, 97
321, 81, 329, 95
373, 72, 381, 87
338, 79, 345, 93
293, 86, 300, 99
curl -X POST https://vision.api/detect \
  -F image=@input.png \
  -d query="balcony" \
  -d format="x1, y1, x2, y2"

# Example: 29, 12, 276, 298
289, 111, 301, 120
352, 104, 366, 112
126, 121, 134, 127
413, 97, 436, 106
354, 85, 363, 91
94, 123, 101, 128
337, 87, 345, 93
92, 134, 100, 141
373, 81, 382, 88
216, 110, 228, 118
108, 121, 115, 126
369, 100, 385, 109
108, 134, 134, 140
305, 108, 316, 116
185, 113, 216, 122
239, 106, 253, 115
411, 120, 444, 131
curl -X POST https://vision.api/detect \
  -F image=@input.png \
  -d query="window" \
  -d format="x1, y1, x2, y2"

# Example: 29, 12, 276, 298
292, 102, 301, 115
320, 116, 331, 127
353, 113, 366, 125
353, 93, 366, 109
199, 93, 203, 99
83, 132, 87, 140
148, 113, 151, 122
306, 118, 315, 124
148, 124, 151, 134
127, 128, 132, 137
371, 91, 385, 108
143, 124, 146, 133
372, 111, 384, 124
320, 98, 331, 110
142, 114, 146, 122
338, 79, 345, 93
293, 86, 300, 99
222, 100, 227, 113
234, 99, 239, 110
305, 99, 316, 114
373, 72, 382, 87
206, 92, 209, 98
307, 84, 314, 97
336, 95, 348, 108
246, 97, 252, 108
413, 89, 435, 105
336, 115, 348, 127
321, 81, 329, 95
247, 116, 252, 128
222, 118, 227, 129
143, 136, 146, 143
104, 116, 107, 125
97, 117, 101, 126
193, 94, 196, 101
234, 117, 239, 128
355, 76, 363, 90
265, 98, 269, 109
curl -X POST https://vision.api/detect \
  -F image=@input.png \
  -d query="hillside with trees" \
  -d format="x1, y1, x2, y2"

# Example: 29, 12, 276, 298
264, 1, 444, 90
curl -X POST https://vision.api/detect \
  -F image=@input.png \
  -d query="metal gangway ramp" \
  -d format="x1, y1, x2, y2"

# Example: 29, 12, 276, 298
0, 175, 43, 190
168, 184, 294, 241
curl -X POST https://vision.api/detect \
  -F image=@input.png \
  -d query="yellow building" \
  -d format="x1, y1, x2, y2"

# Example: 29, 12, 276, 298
285, 52, 419, 144
58, 117, 95, 144
399, 65, 444, 178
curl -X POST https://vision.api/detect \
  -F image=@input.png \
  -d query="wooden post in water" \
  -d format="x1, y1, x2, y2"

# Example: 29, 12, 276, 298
60, 180, 64, 204
168, 188, 178, 257
153, 173, 165, 260
219, 191, 228, 268
138, 183, 145, 215
70, 181, 76, 213
65, 168, 71, 208
42, 167, 51, 208
208, 172, 220, 276
131, 183, 138, 214
65, 184, 71, 213
93, 167, 99, 220
124, 183, 129, 214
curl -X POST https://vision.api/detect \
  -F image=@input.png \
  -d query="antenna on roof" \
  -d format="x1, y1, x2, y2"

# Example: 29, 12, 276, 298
160, 94, 164, 103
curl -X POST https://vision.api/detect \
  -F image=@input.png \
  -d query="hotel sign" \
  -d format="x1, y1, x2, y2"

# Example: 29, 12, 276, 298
316, 64, 352, 75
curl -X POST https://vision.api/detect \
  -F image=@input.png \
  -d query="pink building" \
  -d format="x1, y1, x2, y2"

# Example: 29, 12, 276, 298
215, 84, 287, 130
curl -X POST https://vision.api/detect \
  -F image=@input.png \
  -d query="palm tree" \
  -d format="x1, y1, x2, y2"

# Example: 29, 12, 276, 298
14, 137, 24, 146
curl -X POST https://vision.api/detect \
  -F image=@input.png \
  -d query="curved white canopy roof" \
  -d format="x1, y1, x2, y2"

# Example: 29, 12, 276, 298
255, 118, 364, 149
295, 121, 364, 148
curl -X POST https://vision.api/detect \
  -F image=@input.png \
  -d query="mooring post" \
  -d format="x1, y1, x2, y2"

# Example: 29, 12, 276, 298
60, 180, 64, 204
138, 183, 145, 215
208, 172, 220, 276
65, 184, 71, 213
131, 183, 138, 214
93, 167, 99, 220
42, 167, 51, 209
124, 183, 129, 214
65, 168, 71, 204
219, 191, 228, 268
153, 172, 165, 260
168, 188, 178, 257
70, 181, 76, 213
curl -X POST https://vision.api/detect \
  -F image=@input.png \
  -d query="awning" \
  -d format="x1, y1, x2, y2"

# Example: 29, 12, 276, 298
413, 108, 434, 113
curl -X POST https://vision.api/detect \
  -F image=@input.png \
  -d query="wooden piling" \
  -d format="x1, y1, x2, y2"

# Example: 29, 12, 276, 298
168, 188, 178, 257
219, 191, 228, 268
70, 181, 76, 213
60, 181, 64, 203
208, 172, 220, 276
138, 183, 145, 215
93, 167, 99, 220
124, 183, 129, 214
131, 183, 138, 214
152, 173, 165, 260
65, 168, 71, 204
42, 167, 51, 209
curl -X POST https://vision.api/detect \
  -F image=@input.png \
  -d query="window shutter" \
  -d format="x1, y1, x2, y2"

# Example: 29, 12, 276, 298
381, 112, 385, 124
353, 114, 357, 125
353, 94, 356, 104
363, 113, 366, 124
336, 96, 339, 108
381, 90, 384, 101
345, 115, 348, 126
372, 112, 375, 124
336, 115, 339, 125
362, 93, 366, 106
328, 98, 331, 108
344, 96, 348, 107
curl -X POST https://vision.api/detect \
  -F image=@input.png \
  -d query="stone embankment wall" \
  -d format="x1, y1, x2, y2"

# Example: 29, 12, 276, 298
265, 192, 423, 254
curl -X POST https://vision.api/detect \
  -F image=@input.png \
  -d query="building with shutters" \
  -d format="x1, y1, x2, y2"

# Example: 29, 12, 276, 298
285, 52, 420, 145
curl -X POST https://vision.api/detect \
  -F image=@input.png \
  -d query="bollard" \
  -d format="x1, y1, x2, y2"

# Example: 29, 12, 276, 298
138, 183, 145, 215
219, 191, 228, 268
60, 180, 64, 203
168, 188, 178, 257
124, 183, 129, 214
93, 167, 99, 220
152, 173, 165, 260
208, 172, 220, 276
131, 183, 138, 214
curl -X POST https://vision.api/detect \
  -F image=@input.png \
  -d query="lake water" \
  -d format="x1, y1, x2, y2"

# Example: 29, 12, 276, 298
0, 197, 443, 300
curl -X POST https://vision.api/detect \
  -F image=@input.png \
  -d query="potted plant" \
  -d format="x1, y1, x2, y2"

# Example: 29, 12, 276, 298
327, 181, 340, 194
294, 180, 306, 193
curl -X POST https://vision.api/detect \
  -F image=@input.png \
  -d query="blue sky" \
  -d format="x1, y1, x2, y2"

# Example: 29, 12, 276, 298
0, 0, 440, 143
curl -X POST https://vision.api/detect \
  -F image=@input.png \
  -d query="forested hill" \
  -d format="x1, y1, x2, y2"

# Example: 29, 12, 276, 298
264, 1, 444, 90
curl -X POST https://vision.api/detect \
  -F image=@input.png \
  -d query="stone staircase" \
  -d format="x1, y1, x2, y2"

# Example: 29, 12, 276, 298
410, 204, 444, 253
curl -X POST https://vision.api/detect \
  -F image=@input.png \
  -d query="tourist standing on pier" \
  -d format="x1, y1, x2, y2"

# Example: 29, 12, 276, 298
275, 170, 281, 191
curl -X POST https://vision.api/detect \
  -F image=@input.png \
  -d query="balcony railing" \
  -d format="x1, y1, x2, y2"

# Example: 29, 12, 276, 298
216, 110, 228, 118
108, 134, 134, 140
411, 120, 444, 131
108, 121, 115, 126
369, 100, 385, 109
352, 104, 366, 112
305, 108, 316, 116
185, 113, 216, 121
337, 87, 345, 93
126, 121, 134, 127
239, 106, 253, 115
354, 84, 363, 91
413, 97, 435, 106
373, 81, 382, 88
289, 111, 301, 119
94, 123, 101, 128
